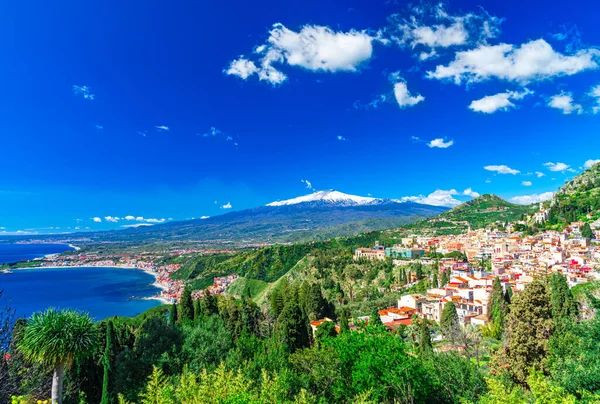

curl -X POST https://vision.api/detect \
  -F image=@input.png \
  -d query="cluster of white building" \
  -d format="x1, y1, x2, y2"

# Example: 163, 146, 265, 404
368, 220, 600, 326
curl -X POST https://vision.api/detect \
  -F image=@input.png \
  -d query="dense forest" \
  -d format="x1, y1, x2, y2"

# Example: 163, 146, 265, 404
2, 272, 600, 403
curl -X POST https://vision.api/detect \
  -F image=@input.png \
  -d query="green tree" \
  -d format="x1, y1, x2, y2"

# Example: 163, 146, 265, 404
496, 279, 554, 384
440, 302, 460, 342
440, 270, 449, 287
339, 310, 350, 334
315, 321, 337, 341
275, 288, 309, 352
178, 287, 194, 323
304, 283, 328, 321
18, 309, 98, 404
504, 286, 513, 305
193, 298, 202, 321
415, 262, 423, 280
101, 320, 115, 404
549, 274, 578, 332
201, 293, 219, 317
489, 277, 507, 331
168, 304, 178, 326
418, 319, 433, 356
369, 307, 382, 327
549, 309, 600, 394
432, 272, 439, 288
582, 222, 594, 239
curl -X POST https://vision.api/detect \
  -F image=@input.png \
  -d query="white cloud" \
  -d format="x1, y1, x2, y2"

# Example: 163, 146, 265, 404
203, 127, 222, 137
391, 74, 425, 108
521, 181, 532, 186
463, 188, 480, 197
145, 218, 166, 223
388, 4, 501, 59
225, 58, 259, 79
544, 162, 570, 172
427, 39, 599, 84
427, 138, 454, 148
484, 165, 520, 175
221, 202, 232, 209
337, 135, 348, 141
95, 125, 103, 130
92, 217, 102, 223
72, 85, 95, 100
301, 179, 313, 190
535, 171, 545, 178
584, 159, 600, 169
104, 216, 120, 223
401, 189, 462, 207
200, 216, 211, 220
225, 23, 374, 85
201, 126, 236, 143
547, 92, 583, 115
469, 88, 533, 113
509, 192, 554, 205
155, 125, 170, 132
589, 84, 600, 114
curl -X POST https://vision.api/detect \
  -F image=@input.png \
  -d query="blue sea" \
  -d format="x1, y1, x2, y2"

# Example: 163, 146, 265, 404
0, 243, 74, 264
0, 245, 161, 320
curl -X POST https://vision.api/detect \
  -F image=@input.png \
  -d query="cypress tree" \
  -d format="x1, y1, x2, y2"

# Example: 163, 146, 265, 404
201, 292, 219, 317
504, 285, 513, 305
440, 270, 449, 287
499, 279, 553, 384
418, 319, 433, 356
339, 310, 350, 334
193, 298, 202, 321
582, 223, 594, 239
275, 288, 309, 352
304, 283, 328, 321
489, 277, 506, 329
100, 320, 114, 404
432, 273, 439, 288
550, 273, 578, 332
169, 303, 178, 326
179, 287, 194, 323
415, 262, 423, 280
440, 302, 460, 342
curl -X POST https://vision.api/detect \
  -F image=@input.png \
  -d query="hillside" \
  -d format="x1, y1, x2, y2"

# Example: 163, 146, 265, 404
545, 162, 600, 227
439, 194, 535, 228
378, 194, 536, 237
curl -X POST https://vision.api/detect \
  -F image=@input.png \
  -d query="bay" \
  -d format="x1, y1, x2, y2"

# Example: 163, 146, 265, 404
0, 266, 161, 320
0, 243, 75, 264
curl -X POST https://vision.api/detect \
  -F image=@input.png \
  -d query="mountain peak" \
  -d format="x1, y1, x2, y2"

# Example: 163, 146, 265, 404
266, 190, 378, 207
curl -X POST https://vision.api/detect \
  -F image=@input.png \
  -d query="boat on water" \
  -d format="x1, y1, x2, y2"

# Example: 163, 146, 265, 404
1, 269, 13, 274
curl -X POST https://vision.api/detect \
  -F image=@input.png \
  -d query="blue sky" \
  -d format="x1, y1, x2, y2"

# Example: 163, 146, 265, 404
1, 0, 600, 233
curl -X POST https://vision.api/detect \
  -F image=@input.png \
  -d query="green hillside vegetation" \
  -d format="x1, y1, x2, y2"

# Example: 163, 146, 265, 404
373, 194, 536, 238
5, 274, 600, 403
542, 162, 600, 229
225, 277, 269, 299
441, 194, 535, 227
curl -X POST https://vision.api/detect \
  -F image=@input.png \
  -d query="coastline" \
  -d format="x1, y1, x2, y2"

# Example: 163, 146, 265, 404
4, 264, 171, 305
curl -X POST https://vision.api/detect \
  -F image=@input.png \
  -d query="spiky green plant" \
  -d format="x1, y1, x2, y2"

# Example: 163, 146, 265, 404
18, 308, 98, 404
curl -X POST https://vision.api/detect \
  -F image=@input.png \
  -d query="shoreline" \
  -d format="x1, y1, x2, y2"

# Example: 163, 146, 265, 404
4, 264, 171, 305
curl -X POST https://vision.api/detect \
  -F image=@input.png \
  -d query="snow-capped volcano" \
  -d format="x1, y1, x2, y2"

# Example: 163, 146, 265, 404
267, 190, 382, 207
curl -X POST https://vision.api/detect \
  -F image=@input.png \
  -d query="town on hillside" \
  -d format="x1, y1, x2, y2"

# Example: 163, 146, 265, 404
346, 215, 600, 331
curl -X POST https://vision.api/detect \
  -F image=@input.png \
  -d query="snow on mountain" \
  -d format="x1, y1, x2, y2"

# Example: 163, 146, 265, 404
266, 190, 382, 207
